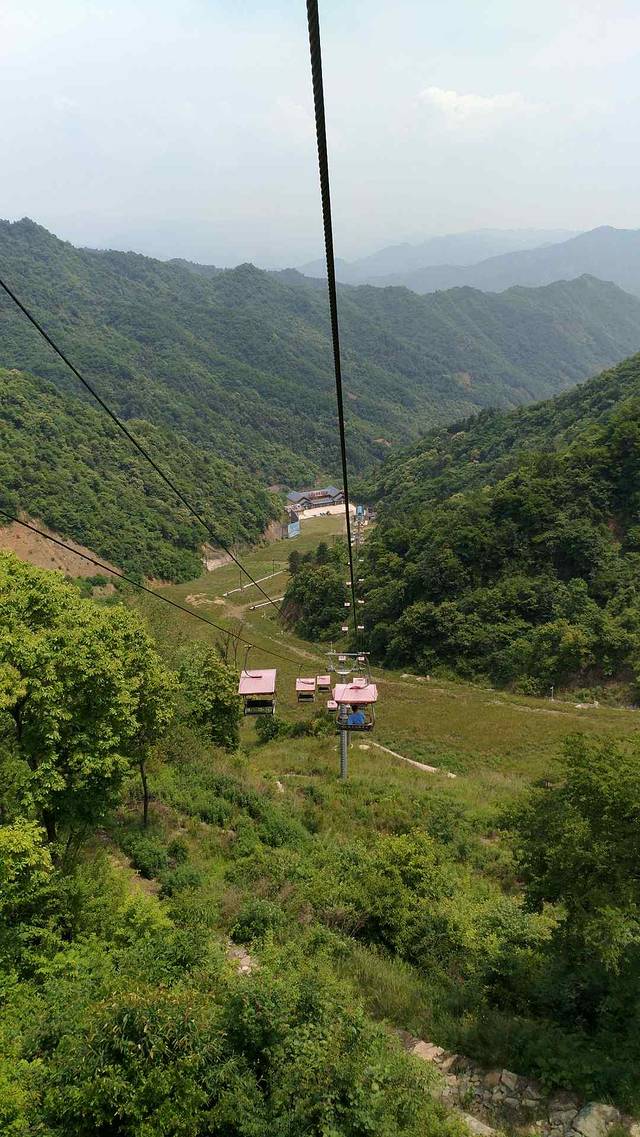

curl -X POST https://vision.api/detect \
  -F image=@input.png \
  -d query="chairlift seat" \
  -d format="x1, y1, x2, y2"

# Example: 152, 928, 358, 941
239, 669, 277, 716
296, 677, 316, 702
316, 675, 332, 691
335, 718, 373, 733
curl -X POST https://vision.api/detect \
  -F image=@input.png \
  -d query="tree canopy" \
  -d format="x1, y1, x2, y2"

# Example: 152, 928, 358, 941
0, 553, 174, 844
356, 356, 640, 696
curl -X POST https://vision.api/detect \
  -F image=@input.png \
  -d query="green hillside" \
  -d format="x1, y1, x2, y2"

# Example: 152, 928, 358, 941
0, 368, 279, 581
2, 220, 640, 486
356, 355, 640, 695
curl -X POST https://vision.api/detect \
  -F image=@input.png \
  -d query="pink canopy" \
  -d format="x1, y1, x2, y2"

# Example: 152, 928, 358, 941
316, 674, 331, 687
296, 677, 316, 692
238, 669, 277, 696
332, 681, 378, 706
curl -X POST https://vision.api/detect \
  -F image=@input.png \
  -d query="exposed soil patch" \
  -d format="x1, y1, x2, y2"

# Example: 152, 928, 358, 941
0, 516, 120, 579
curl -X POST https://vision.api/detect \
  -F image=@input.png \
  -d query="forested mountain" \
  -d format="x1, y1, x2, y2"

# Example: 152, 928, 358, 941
357, 354, 640, 695
0, 368, 278, 581
367, 227, 640, 296
373, 353, 640, 510
2, 220, 640, 489
297, 227, 576, 283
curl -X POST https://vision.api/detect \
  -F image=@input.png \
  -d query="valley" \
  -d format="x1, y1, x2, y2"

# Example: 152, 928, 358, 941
4, 0, 640, 1131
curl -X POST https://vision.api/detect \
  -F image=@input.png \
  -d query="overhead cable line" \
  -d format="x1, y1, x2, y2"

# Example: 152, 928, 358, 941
306, 0, 360, 643
0, 274, 282, 615
0, 509, 299, 665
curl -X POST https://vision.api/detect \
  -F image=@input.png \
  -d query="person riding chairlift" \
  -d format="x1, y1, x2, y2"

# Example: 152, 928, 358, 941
347, 705, 366, 728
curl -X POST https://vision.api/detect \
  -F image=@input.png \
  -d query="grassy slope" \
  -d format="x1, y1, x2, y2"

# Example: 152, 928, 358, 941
144, 517, 639, 818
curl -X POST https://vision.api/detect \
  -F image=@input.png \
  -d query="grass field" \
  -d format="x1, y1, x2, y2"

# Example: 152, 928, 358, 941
137, 514, 640, 819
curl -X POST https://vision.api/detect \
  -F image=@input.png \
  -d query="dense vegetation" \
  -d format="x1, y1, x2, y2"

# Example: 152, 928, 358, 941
0, 553, 462, 1135
281, 541, 348, 640
352, 354, 640, 696
2, 219, 640, 488
0, 368, 278, 581
5, 552, 640, 1125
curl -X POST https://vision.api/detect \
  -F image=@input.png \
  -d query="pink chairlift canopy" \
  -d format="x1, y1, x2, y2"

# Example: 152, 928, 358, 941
332, 681, 378, 706
238, 669, 277, 696
296, 677, 316, 692
316, 674, 331, 687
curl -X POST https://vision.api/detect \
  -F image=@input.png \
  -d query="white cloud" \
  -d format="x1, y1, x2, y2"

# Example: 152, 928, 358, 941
419, 85, 529, 122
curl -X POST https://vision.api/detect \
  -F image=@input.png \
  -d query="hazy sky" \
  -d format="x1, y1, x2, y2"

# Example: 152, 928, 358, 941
1, 0, 639, 266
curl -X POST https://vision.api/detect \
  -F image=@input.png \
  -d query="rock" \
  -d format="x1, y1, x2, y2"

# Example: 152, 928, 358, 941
572, 1103, 621, 1137
439, 1052, 462, 1073
500, 1069, 520, 1091
411, 1041, 444, 1063
504, 1097, 520, 1109
627, 1124, 640, 1137
551, 1110, 578, 1128
524, 1082, 545, 1101
523, 1099, 543, 1111
484, 1071, 502, 1088
460, 1114, 497, 1136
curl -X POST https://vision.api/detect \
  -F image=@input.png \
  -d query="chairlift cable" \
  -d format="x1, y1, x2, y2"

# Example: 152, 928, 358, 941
0, 274, 283, 615
305, 0, 360, 645
0, 509, 300, 665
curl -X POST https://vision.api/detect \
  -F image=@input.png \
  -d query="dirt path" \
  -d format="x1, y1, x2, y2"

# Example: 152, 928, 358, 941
369, 740, 457, 779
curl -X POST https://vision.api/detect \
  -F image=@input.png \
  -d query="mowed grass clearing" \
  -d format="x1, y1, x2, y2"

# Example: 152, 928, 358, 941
133, 516, 640, 822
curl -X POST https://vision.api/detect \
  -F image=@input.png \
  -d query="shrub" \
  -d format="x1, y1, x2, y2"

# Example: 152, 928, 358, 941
159, 864, 203, 897
123, 834, 169, 879
230, 898, 286, 943
167, 837, 189, 864
255, 715, 291, 743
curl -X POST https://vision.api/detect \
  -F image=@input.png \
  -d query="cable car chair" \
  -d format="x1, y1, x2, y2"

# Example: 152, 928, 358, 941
332, 677, 378, 733
296, 675, 317, 703
238, 660, 277, 716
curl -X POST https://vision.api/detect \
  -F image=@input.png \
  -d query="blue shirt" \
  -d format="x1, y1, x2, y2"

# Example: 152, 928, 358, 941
347, 709, 366, 726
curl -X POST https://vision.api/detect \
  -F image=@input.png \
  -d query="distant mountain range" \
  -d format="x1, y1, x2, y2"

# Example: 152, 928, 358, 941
363, 227, 640, 296
297, 228, 576, 284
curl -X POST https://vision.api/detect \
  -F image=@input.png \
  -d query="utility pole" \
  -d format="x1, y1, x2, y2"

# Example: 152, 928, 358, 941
340, 726, 349, 779
337, 702, 349, 779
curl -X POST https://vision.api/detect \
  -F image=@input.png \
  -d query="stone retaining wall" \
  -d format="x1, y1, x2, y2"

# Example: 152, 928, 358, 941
398, 1032, 637, 1137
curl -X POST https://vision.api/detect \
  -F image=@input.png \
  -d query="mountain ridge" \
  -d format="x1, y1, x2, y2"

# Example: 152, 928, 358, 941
366, 226, 640, 296
297, 227, 577, 283
2, 220, 639, 487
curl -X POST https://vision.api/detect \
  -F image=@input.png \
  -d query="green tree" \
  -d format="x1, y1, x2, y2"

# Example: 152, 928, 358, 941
178, 642, 241, 751
282, 564, 347, 641
0, 818, 54, 930
0, 553, 174, 845
510, 734, 640, 1006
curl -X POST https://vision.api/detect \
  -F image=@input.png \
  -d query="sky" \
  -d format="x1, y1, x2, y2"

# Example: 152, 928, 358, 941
0, 0, 639, 267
